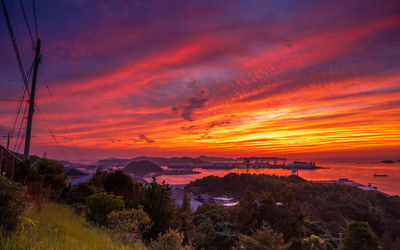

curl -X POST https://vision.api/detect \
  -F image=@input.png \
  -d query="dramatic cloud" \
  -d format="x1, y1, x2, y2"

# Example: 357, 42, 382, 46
0, 0, 399, 161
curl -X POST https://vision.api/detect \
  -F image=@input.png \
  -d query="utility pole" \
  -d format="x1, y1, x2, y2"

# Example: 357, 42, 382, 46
7, 133, 11, 150
24, 39, 41, 158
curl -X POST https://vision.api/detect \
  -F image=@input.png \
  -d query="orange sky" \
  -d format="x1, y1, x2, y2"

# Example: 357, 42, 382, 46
0, 1, 399, 162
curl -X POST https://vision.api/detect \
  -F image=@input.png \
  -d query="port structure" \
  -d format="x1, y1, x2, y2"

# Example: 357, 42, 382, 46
239, 157, 287, 172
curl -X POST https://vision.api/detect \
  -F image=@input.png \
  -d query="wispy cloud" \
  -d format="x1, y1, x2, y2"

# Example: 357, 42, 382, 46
0, 0, 399, 160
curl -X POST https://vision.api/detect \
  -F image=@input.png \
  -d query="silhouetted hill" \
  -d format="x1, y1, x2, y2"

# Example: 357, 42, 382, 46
131, 156, 168, 166
123, 160, 162, 176
196, 155, 234, 162
168, 157, 206, 165
94, 156, 212, 168
95, 158, 131, 167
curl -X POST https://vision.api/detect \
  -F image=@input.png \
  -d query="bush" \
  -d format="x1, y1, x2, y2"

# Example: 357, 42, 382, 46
85, 192, 124, 227
238, 225, 290, 250
14, 158, 66, 201
107, 208, 151, 243
103, 170, 135, 198
0, 175, 28, 232
149, 229, 185, 250
65, 183, 96, 205
302, 234, 327, 250
342, 222, 379, 250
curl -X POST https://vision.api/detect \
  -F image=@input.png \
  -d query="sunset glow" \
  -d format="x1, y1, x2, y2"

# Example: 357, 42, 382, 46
1, 0, 399, 162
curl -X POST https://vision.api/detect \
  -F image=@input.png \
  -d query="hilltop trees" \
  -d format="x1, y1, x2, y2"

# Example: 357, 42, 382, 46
341, 222, 379, 250
191, 203, 237, 249
142, 180, 181, 240
238, 225, 290, 250
186, 173, 400, 249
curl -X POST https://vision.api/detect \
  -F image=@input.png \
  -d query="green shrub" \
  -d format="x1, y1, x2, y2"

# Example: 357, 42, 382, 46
65, 182, 96, 204
14, 158, 66, 200
149, 229, 185, 250
342, 222, 379, 250
238, 225, 290, 250
302, 234, 327, 250
85, 192, 124, 227
0, 175, 28, 232
107, 208, 151, 243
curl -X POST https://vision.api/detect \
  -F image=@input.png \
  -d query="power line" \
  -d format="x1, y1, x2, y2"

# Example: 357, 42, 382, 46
32, 0, 38, 39
1, 0, 31, 94
39, 68, 82, 161
19, 0, 34, 47
0, 78, 23, 85
13, 98, 28, 151
36, 107, 70, 162
10, 60, 34, 144
0, 98, 26, 102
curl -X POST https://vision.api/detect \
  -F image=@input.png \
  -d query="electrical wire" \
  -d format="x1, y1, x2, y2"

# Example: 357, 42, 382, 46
13, 99, 28, 151
0, 0, 30, 94
10, 60, 33, 144
0, 78, 23, 85
19, 0, 34, 47
32, 0, 38, 39
0, 98, 26, 102
39, 68, 82, 161
36, 107, 70, 161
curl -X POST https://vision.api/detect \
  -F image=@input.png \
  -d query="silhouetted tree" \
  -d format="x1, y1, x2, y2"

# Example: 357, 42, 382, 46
85, 192, 124, 227
65, 182, 96, 204
238, 224, 290, 250
103, 170, 134, 198
342, 222, 379, 250
142, 180, 181, 240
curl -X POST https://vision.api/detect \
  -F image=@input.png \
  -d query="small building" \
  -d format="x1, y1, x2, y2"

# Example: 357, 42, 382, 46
0, 144, 21, 181
212, 197, 239, 207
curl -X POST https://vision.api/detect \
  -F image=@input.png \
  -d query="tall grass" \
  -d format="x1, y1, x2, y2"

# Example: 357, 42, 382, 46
0, 203, 146, 249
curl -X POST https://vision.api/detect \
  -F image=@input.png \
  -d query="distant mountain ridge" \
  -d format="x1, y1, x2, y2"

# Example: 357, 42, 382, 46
94, 156, 235, 168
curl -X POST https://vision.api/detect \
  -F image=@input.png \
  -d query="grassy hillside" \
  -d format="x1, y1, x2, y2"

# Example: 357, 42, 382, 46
0, 203, 146, 250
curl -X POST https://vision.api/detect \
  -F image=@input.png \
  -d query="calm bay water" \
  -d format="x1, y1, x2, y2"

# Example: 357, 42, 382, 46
145, 160, 400, 196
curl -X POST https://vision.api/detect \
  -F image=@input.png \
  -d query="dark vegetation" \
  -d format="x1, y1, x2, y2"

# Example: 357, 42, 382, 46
123, 160, 162, 176
2, 159, 400, 249
186, 173, 400, 249
0, 175, 27, 231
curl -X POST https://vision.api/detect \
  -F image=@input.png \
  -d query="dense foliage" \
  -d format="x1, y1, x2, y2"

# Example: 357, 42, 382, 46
186, 173, 400, 249
107, 208, 152, 243
70, 170, 181, 241
341, 222, 379, 250
0, 175, 28, 232
85, 192, 125, 226
4, 162, 400, 249
14, 158, 66, 200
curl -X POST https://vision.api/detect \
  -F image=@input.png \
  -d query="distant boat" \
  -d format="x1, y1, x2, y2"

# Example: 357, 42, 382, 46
381, 160, 395, 163
374, 173, 388, 177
